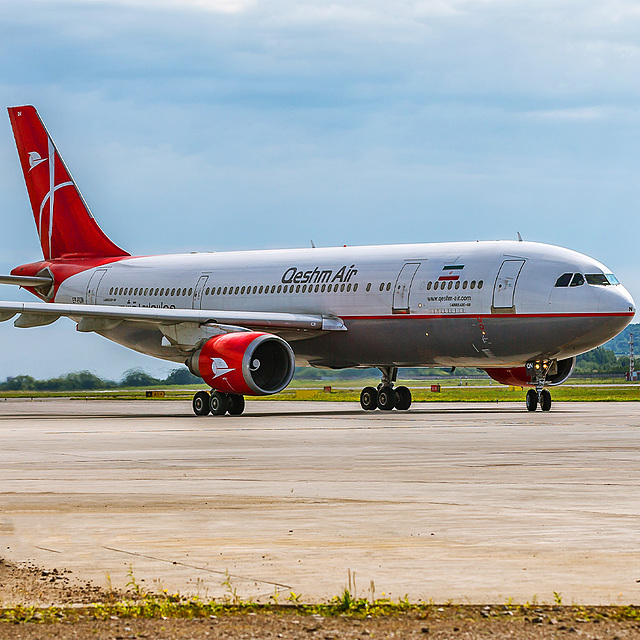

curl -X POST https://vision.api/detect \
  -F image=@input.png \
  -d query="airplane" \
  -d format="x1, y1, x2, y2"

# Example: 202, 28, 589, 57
0, 105, 635, 416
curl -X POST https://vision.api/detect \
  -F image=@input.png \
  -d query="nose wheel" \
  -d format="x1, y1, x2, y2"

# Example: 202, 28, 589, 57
359, 367, 412, 412
192, 390, 246, 416
524, 360, 553, 412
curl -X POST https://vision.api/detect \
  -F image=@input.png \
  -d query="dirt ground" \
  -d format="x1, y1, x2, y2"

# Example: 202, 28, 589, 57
2, 559, 640, 639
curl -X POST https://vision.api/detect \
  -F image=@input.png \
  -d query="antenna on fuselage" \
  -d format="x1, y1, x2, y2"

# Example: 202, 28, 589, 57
517, 232, 523, 242
310, 240, 316, 248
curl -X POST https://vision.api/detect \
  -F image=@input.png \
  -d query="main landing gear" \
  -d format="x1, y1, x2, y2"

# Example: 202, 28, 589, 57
192, 390, 246, 416
525, 360, 552, 412
360, 366, 412, 412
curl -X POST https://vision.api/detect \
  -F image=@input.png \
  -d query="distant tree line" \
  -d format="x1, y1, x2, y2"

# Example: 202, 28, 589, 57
0, 367, 201, 391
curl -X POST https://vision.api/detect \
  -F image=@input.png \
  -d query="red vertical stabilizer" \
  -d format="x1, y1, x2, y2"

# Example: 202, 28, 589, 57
8, 105, 129, 260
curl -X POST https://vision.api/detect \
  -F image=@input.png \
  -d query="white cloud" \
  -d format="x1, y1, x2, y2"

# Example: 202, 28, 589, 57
1, 0, 640, 376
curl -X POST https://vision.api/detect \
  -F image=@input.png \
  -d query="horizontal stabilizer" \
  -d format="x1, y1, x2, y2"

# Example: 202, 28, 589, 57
0, 274, 53, 287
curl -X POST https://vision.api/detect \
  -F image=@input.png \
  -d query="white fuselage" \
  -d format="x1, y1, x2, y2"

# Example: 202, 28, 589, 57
54, 240, 635, 368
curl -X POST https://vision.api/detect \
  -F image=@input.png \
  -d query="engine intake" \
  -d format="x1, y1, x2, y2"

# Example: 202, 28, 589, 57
186, 331, 295, 396
483, 357, 576, 388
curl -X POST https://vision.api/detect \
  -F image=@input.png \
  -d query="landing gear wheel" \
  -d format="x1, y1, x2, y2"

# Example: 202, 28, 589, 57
227, 394, 245, 416
540, 389, 552, 412
377, 387, 397, 411
395, 386, 412, 410
360, 386, 378, 411
192, 390, 211, 416
209, 390, 229, 416
526, 389, 538, 412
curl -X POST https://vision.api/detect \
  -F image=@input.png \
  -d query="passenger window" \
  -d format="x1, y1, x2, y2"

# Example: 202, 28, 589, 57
109, 287, 113, 295
321, 284, 326, 292
570, 273, 585, 287
555, 273, 572, 287
315, 284, 320, 292
353, 283, 358, 292
447, 281, 453, 290
258, 286, 263, 294
462, 281, 468, 289
379, 283, 384, 291
470, 281, 476, 289
296, 285, 301, 293
302, 285, 307, 293
455, 281, 460, 289
347, 283, 351, 292
366, 283, 371, 292
478, 280, 483, 289
341, 283, 345, 292
271, 285, 276, 293
386, 282, 391, 291
426, 282, 432, 290
277, 285, 282, 293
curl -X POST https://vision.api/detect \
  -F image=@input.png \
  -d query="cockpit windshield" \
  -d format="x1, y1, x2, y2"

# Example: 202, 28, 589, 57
555, 272, 621, 287
585, 273, 609, 286
570, 273, 584, 287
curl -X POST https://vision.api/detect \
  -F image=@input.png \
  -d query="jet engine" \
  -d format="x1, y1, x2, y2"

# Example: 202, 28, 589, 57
186, 331, 295, 396
483, 357, 576, 387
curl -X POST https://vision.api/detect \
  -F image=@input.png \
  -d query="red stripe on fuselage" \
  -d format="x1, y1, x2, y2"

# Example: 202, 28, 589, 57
341, 312, 634, 321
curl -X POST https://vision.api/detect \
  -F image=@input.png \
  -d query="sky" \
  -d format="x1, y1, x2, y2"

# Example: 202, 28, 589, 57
0, 0, 639, 379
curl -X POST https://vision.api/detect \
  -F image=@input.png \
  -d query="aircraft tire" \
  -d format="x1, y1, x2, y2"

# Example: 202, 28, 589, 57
377, 387, 397, 411
540, 389, 552, 412
209, 390, 229, 416
360, 386, 378, 411
395, 385, 412, 410
227, 394, 245, 416
192, 391, 211, 416
526, 389, 538, 412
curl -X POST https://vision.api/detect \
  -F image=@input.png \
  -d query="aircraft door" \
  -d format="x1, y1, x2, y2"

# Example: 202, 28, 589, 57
492, 260, 525, 310
86, 268, 108, 305
192, 275, 209, 309
392, 262, 421, 314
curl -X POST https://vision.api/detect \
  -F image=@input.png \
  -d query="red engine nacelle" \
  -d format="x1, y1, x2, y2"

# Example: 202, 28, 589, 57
186, 332, 295, 396
483, 357, 576, 388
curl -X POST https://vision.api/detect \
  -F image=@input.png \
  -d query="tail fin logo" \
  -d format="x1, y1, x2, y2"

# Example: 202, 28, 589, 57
28, 151, 47, 171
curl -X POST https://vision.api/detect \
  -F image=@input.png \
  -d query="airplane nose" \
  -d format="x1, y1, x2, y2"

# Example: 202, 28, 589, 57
599, 284, 635, 315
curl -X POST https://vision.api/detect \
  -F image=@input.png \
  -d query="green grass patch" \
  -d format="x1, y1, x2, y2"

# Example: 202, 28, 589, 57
2, 592, 640, 623
0, 383, 638, 402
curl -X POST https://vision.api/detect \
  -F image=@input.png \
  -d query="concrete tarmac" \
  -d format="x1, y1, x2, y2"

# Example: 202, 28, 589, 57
0, 398, 639, 604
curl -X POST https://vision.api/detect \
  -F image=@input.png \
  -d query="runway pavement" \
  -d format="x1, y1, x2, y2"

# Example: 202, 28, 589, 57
0, 398, 639, 604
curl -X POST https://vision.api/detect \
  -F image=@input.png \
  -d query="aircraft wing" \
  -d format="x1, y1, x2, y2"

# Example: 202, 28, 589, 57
0, 300, 347, 332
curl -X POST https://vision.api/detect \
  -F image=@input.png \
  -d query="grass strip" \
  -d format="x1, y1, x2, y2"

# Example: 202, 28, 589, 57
2, 594, 640, 624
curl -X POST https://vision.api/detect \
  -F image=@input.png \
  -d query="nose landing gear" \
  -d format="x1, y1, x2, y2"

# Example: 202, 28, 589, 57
192, 390, 246, 416
525, 360, 553, 412
359, 367, 412, 412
